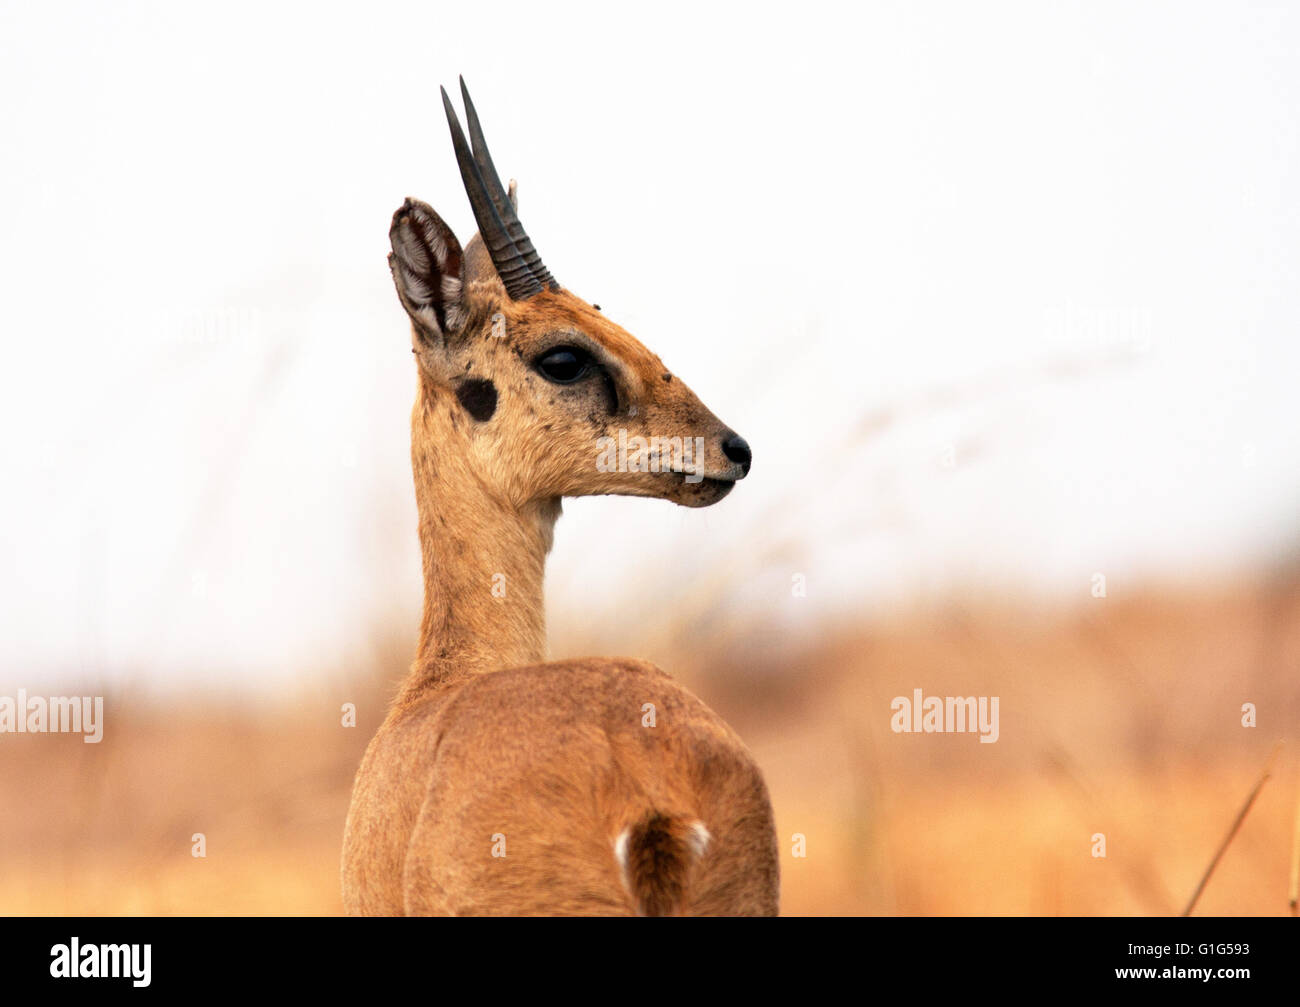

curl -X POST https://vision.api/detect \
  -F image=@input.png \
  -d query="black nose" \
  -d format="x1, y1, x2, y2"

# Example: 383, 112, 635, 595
721, 432, 752, 476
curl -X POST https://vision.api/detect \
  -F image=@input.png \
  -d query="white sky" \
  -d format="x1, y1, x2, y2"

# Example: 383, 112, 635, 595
1, 1, 1297, 691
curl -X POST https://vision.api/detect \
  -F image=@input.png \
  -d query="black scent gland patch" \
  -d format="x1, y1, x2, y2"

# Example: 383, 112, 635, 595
456, 378, 498, 422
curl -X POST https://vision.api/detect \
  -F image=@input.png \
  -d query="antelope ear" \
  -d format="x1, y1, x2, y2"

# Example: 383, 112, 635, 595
388, 198, 465, 344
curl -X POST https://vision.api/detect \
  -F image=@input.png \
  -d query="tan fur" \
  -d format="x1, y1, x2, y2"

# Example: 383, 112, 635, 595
341, 197, 779, 916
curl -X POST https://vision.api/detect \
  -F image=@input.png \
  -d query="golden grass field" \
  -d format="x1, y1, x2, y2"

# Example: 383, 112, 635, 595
2, 576, 1297, 916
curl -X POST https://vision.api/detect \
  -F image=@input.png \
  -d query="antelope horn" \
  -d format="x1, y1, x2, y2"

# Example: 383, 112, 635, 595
440, 86, 542, 301
458, 77, 558, 292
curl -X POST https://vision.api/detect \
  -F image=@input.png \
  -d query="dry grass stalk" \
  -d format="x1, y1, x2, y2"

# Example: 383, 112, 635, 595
1181, 742, 1282, 917
1288, 765, 1300, 917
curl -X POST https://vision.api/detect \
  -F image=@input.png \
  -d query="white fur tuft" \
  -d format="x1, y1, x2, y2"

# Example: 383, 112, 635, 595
687, 821, 711, 858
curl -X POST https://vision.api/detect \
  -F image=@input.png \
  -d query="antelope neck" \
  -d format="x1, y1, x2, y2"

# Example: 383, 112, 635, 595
401, 373, 559, 698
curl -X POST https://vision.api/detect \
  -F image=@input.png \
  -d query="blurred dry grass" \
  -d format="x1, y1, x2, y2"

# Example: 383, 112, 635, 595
2, 576, 1297, 916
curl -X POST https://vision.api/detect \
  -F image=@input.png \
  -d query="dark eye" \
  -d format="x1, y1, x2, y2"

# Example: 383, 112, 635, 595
535, 346, 591, 384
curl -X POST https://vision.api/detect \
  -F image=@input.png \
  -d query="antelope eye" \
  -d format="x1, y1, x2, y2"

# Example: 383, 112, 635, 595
535, 346, 590, 384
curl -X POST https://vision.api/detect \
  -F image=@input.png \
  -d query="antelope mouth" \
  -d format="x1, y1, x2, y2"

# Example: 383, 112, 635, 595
658, 464, 739, 485
660, 468, 737, 488
700, 476, 737, 494
669, 473, 736, 507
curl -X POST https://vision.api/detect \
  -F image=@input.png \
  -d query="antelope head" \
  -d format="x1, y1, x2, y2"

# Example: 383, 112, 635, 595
388, 79, 752, 511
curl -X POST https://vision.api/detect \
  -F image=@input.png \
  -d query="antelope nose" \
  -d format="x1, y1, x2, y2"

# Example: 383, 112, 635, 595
721, 432, 752, 477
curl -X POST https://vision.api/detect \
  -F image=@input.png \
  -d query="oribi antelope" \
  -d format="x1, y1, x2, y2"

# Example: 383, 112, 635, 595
341, 79, 778, 916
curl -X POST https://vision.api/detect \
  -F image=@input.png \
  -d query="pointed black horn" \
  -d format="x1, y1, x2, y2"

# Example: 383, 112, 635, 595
440, 86, 542, 301
459, 77, 558, 292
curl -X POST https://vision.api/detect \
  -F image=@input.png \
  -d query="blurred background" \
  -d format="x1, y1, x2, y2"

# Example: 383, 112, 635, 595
1, 0, 1297, 914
